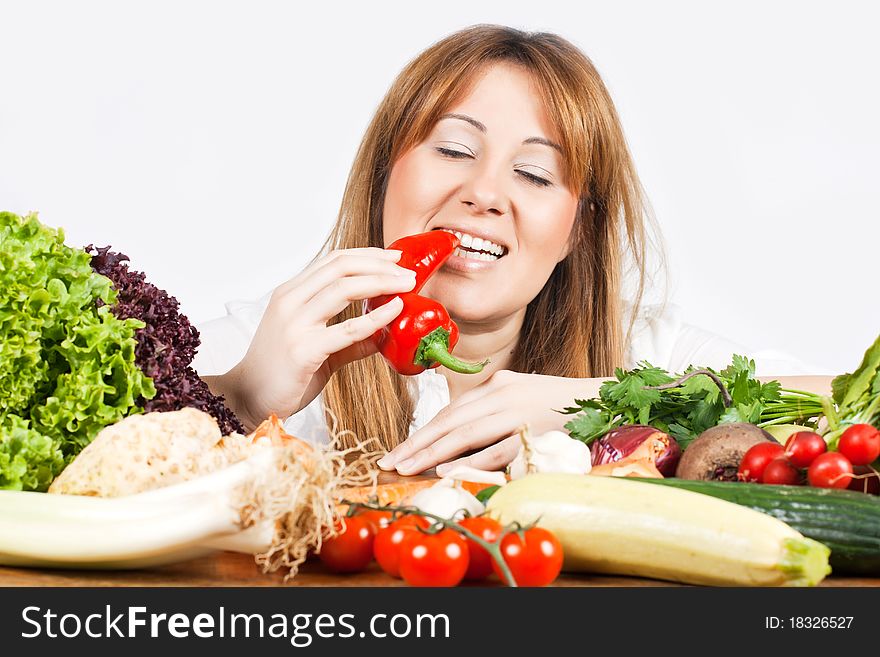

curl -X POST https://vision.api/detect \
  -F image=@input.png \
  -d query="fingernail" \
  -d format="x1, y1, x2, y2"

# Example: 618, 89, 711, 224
396, 457, 417, 473
377, 453, 398, 469
435, 463, 449, 476
383, 249, 403, 260
395, 269, 416, 278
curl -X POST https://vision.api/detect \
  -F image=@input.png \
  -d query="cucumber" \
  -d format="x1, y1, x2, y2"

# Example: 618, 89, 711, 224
639, 478, 880, 575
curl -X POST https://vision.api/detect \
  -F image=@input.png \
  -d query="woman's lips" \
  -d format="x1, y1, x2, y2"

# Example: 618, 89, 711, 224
443, 248, 505, 273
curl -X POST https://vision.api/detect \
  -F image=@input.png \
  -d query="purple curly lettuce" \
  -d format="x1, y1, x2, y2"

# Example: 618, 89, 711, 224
85, 246, 244, 435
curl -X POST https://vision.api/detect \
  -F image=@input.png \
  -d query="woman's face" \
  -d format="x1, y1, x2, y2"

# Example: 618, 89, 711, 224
381, 63, 580, 325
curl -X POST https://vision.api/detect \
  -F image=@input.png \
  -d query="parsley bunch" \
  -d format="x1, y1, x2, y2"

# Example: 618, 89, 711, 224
563, 356, 825, 449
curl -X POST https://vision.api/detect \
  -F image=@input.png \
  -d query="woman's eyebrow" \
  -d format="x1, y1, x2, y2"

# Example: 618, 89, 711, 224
439, 113, 486, 132
523, 136, 562, 153
438, 113, 562, 152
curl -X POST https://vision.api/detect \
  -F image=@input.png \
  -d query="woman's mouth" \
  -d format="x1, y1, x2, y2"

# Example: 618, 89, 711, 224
438, 229, 507, 263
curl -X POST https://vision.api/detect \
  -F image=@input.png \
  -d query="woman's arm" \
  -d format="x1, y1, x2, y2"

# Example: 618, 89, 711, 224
202, 371, 255, 432
377, 372, 838, 476
762, 375, 835, 396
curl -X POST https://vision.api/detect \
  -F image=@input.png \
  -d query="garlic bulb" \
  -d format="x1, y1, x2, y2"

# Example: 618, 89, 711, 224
508, 430, 591, 480
406, 479, 485, 520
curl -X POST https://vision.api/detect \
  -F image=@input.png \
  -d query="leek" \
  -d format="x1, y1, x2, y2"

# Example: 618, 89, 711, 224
0, 451, 276, 569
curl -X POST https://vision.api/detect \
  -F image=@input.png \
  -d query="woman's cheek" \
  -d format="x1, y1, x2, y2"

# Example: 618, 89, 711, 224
382, 149, 455, 243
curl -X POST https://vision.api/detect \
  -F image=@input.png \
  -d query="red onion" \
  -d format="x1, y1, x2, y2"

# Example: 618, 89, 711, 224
591, 425, 682, 477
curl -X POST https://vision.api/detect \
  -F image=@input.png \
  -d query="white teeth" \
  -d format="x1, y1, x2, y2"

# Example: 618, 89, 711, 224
440, 228, 505, 257
452, 247, 499, 262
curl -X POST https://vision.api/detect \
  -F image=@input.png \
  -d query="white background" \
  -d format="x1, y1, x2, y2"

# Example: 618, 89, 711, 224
1, 0, 877, 374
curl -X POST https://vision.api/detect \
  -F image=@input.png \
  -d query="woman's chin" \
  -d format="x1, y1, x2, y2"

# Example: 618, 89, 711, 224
424, 276, 517, 324
435, 298, 501, 325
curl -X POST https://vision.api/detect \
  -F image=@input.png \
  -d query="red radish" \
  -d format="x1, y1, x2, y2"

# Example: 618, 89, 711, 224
784, 431, 826, 468
807, 452, 854, 489
738, 442, 785, 482
838, 424, 880, 466
761, 457, 801, 485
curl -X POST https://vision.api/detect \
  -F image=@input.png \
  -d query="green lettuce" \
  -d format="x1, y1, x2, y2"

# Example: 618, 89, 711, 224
0, 211, 154, 491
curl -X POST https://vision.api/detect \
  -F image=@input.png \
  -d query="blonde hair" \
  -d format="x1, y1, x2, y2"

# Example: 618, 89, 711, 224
322, 25, 657, 449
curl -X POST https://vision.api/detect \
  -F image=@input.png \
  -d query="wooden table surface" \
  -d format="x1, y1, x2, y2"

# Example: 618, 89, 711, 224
1, 469, 877, 587
2, 551, 878, 588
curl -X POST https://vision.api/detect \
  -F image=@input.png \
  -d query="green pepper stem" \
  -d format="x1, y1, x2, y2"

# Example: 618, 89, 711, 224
416, 327, 488, 374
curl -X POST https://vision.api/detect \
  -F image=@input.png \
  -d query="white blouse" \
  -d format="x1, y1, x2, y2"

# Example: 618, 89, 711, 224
192, 292, 816, 445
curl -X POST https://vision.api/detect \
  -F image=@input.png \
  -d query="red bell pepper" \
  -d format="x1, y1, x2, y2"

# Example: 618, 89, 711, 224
388, 231, 459, 294
366, 231, 488, 376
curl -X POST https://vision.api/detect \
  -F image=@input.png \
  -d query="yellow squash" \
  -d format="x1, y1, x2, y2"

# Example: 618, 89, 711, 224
486, 473, 830, 586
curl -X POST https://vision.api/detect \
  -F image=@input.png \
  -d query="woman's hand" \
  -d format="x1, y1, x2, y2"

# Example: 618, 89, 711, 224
377, 371, 606, 475
220, 248, 417, 430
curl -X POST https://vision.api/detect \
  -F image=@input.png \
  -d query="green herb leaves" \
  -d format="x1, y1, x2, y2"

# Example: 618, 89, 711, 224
563, 357, 824, 450
826, 334, 880, 449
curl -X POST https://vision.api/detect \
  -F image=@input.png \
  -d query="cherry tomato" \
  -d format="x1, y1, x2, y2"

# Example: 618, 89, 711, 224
319, 516, 375, 573
807, 452, 854, 489
398, 528, 469, 587
359, 510, 393, 531
761, 457, 801, 485
838, 424, 880, 466
459, 516, 502, 580
784, 431, 827, 468
373, 515, 430, 578
492, 527, 563, 587
848, 465, 880, 495
738, 442, 785, 482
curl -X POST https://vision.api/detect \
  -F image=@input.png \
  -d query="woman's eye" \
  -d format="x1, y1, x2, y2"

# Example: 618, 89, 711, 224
516, 169, 553, 188
435, 146, 473, 159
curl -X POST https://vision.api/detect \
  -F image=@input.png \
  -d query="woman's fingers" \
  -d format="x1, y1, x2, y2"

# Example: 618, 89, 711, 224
392, 412, 521, 475
276, 249, 406, 304
300, 271, 415, 324
317, 295, 404, 358
435, 435, 522, 476
377, 388, 507, 469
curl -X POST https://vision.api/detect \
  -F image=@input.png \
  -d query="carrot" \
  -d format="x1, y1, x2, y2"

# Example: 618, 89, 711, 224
339, 478, 491, 509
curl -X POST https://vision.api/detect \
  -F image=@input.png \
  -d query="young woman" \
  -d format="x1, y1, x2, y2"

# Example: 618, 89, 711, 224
201, 25, 829, 476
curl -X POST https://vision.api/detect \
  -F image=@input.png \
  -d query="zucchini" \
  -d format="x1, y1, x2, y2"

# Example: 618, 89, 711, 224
639, 478, 880, 575
485, 473, 830, 586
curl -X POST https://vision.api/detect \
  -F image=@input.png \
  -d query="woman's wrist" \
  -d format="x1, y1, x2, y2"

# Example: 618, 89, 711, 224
202, 366, 261, 433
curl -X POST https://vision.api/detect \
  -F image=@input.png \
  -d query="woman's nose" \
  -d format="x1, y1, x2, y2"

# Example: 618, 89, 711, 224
459, 162, 510, 216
